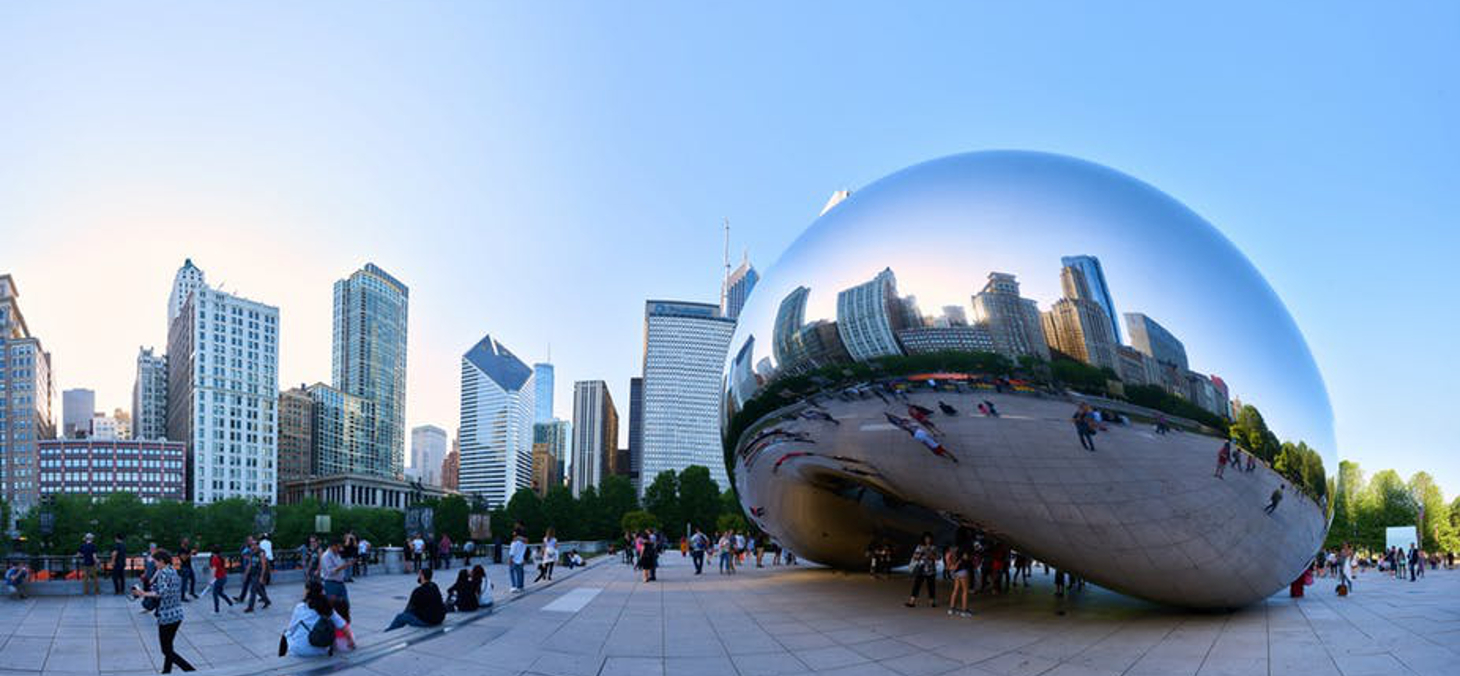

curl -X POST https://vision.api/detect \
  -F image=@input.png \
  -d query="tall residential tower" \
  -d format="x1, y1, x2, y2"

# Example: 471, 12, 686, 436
640, 300, 736, 493
332, 263, 409, 479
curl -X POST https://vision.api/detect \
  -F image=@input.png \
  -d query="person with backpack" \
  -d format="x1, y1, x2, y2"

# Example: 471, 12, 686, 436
281, 581, 346, 657
384, 568, 445, 631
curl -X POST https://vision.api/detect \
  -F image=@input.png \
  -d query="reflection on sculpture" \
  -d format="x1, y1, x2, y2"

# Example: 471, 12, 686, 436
722, 151, 1334, 608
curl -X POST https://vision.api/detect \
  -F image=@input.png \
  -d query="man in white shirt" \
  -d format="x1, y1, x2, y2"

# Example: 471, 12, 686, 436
259, 534, 274, 585
508, 534, 527, 592
357, 538, 371, 576
411, 536, 426, 572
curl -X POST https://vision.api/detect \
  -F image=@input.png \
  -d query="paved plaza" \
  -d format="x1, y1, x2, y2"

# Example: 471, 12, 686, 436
3, 553, 1460, 676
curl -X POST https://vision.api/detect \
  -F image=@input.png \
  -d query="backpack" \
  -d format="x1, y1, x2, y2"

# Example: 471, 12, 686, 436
308, 616, 335, 648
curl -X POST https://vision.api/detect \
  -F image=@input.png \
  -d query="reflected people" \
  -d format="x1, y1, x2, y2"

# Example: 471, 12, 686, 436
722, 150, 1335, 608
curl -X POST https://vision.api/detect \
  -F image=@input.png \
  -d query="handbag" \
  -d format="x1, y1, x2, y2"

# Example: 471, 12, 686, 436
142, 596, 160, 612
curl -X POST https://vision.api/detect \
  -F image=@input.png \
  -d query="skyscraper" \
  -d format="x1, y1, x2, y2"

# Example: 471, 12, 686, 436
132, 347, 168, 440
533, 362, 555, 423
640, 300, 736, 493
971, 272, 1050, 362
722, 256, 759, 320
165, 275, 280, 504
533, 419, 571, 493
1060, 255, 1121, 344
627, 377, 643, 489
1042, 265, 1120, 370
332, 263, 409, 480
62, 388, 96, 439
1125, 312, 1189, 370
167, 259, 205, 326
441, 433, 460, 492
277, 386, 314, 487
458, 335, 535, 508
570, 381, 618, 496
410, 424, 448, 486
835, 268, 905, 362
0, 274, 54, 512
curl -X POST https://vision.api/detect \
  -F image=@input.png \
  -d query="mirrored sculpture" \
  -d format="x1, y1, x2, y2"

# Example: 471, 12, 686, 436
723, 151, 1334, 608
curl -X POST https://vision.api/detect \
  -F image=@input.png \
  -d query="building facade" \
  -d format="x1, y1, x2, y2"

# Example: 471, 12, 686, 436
626, 377, 643, 489
332, 263, 408, 480
640, 300, 736, 493
1042, 298, 1119, 370
167, 259, 206, 327
722, 256, 759, 320
458, 335, 535, 508
62, 389, 95, 439
895, 326, 997, 355
1, 274, 54, 512
533, 362, 554, 423
37, 439, 186, 503
409, 424, 448, 486
570, 381, 617, 496
835, 268, 904, 362
308, 383, 376, 477
165, 274, 280, 505
533, 419, 571, 491
1125, 312, 1189, 370
277, 386, 314, 488
971, 272, 1050, 362
441, 437, 459, 492
1060, 255, 1122, 344
132, 347, 168, 440
280, 472, 455, 509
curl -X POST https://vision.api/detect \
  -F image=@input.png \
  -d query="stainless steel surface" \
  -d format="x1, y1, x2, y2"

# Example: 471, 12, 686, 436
722, 151, 1334, 608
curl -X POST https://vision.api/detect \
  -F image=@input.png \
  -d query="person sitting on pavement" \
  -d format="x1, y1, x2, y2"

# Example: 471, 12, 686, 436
384, 568, 445, 631
281, 581, 347, 657
445, 569, 480, 613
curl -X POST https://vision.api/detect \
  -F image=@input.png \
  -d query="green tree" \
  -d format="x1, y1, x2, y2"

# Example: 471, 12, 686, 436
620, 510, 660, 533
435, 495, 471, 543
505, 488, 545, 537
1407, 472, 1452, 551
1327, 461, 1366, 548
576, 486, 603, 538
716, 512, 748, 533
598, 475, 639, 538
642, 470, 681, 537
677, 465, 721, 534
541, 486, 580, 540
1229, 404, 1280, 463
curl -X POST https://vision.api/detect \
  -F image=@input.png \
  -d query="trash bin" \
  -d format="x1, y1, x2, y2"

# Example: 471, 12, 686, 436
382, 546, 404, 574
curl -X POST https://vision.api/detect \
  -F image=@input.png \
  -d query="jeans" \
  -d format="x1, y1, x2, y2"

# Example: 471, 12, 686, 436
509, 563, 525, 590
211, 576, 233, 612
243, 572, 271, 610
178, 565, 196, 599
158, 621, 196, 672
324, 579, 349, 604
533, 561, 554, 582
112, 567, 126, 595
384, 610, 435, 632
719, 551, 733, 573
691, 551, 705, 574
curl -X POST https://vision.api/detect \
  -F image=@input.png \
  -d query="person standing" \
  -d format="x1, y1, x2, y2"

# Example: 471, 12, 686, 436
258, 533, 274, 586
1072, 403, 1097, 451
1214, 442, 1230, 479
689, 527, 708, 575
132, 550, 196, 673
536, 528, 558, 582
300, 535, 322, 584
176, 539, 197, 601
357, 535, 371, 576
233, 537, 254, 602
77, 533, 99, 596
718, 532, 735, 574
507, 531, 527, 593
437, 533, 453, 571
111, 533, 128, 596
320, 539, 350, 607
242, 541, 272, 612
410, 534, 426, 573
208, 548, 233, 612
905, 532, 940, 608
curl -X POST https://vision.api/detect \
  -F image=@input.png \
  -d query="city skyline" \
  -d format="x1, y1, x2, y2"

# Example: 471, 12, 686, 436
3, 3, 1457, 495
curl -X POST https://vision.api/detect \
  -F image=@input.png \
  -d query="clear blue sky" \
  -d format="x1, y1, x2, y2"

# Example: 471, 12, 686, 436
2, 3, 1456, 491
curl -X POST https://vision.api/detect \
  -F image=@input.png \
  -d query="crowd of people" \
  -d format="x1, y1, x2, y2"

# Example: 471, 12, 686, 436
617, 526, 796, 579
870, 532, 1055, 617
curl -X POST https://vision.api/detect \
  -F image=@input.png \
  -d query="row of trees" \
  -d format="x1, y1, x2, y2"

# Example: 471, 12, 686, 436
1327, 462, 1460, 554
7, 464, 751, 555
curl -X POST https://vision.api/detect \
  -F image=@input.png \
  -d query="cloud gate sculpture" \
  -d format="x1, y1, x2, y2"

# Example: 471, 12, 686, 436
722, 151, 1334, 608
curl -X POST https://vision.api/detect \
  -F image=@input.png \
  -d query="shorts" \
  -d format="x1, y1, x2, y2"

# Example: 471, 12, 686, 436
953, 570, 970, 580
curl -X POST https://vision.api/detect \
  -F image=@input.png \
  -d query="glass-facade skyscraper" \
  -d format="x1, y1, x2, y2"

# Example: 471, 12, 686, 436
640, 300, 736, 494
1060, 255, 1121, 344
458, 335, 535, 508
332, 263, 409, 480
722, 257, 759, 320
533, 362, 554, 423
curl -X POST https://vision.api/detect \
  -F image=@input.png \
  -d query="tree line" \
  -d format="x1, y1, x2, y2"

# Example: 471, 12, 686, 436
1327, 461, 1460, 554
5, 464, 749, 556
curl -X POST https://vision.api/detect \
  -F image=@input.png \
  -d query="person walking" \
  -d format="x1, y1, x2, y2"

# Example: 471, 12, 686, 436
905, 532, 939, 608
1214, 442, 1230, 479
689, 527, 708, 575
948, 546, 973, 617
342, 531, 358, 581
320, 538, 350, 608
208, 548, 233, 612
259, 533, 274, 586
384, 569, 445, 631
1072, 403, 1097, 451
356, 535, 371, 576
1263, 484, 1285, 515
131, 550, 196, 673
107, 534, 125, 595
507, 531, 527, 593
77, 533, 99, 596
534, 528, 558, 582
242, 541, 272, 612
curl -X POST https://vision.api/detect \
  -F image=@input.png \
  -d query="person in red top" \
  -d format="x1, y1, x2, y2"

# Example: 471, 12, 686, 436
1214, 441, 1230, 479
209, 549, 234, 613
